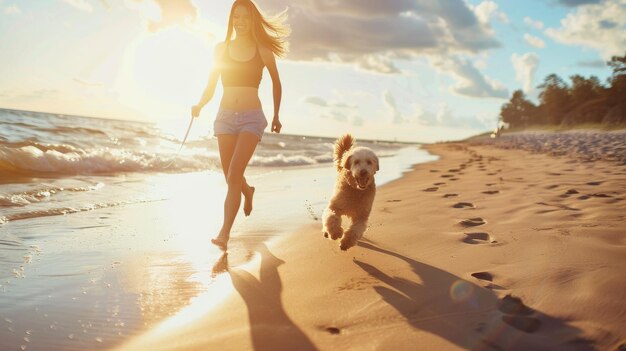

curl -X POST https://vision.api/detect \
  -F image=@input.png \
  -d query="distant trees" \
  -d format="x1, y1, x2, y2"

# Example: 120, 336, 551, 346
500, 90, 537, 127
500, 52, 626, 128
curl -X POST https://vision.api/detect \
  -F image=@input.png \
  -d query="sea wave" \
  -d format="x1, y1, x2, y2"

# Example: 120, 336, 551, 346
0, 143, 220, 176
251, 153, 333, 167
0, 142, 339, 177
0, 183, 104, 207
0, 199, 156, 224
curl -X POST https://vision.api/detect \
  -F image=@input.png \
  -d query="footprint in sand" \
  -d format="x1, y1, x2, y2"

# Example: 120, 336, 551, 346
482, 190, 500, 195
586, 181, 603, 186
498, 294, 533, 315
487, 172, 497, 175
502, 315, 541, 333
450, 178, 459, 181
386, 199, 402, 202
486, 183, 496, 186
471, 271, 493, 281
459, 218, 486, 227
434, 182, 446, 186
325, 327, 341, 335
471, 271, 505, 290
462, 232, 492, 243
566, 189, 579, 194
430, 170, 440, 173
498, 294, 541, 333
423, 187, 439, 192
448, 169, 461, 173
453, 202, 475, 209
591, 193, 612, 198
443, 194, 459, 198
578, 195, 591, 200
441, 174, 454, 178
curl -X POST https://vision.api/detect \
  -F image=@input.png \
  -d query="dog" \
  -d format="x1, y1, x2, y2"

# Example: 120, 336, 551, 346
322, 134, 379, 250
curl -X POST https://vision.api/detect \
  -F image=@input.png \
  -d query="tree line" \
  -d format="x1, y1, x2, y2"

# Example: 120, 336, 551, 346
500, 52, 626, 128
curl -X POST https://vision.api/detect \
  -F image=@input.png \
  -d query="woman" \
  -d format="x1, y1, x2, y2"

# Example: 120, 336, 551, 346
191, 0, 289, 251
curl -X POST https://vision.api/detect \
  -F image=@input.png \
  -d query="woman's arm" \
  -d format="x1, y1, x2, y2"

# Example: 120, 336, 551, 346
192, 43, 224, 118
260, 46, 282, 133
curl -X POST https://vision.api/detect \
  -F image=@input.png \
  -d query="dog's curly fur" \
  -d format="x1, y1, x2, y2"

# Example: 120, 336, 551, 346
322, 134, 379, 250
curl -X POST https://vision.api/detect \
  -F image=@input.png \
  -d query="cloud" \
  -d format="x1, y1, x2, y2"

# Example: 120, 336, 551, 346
524, 16, 544, 30
576, 59, 606, 68
524, 33, 546, 48
305, 95, 361, 125
546, 0, 626, 59
350, 115, 364, 127
383, 90, 406, 124
124, 0, 198, 32
4, 5, 21, 15
512, 53, 540, 93
330, 110, 347, 122
415, 103, 492, 130
63, 0, 93, 13
262, 0, 500, 73
303, 96, 327, 107
473, 1, 509, 24
147, 0, 197, 32
556, 0, 601, 6
355, 55, 400, 74
436, 57, 509, 99
303, 96, 356, 108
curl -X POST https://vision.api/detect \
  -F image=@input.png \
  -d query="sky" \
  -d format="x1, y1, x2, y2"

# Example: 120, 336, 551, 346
0, 0, 624, 143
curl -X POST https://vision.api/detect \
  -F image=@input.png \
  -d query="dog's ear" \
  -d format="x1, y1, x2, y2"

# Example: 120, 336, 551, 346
342, 154, 353, 170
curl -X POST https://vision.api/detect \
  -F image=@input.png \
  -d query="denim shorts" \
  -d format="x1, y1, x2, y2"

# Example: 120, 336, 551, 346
213, 109, 268, 140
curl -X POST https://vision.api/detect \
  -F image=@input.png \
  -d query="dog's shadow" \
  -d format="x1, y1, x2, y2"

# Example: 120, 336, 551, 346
223, 242, 317, 351
355, 241, 593, 351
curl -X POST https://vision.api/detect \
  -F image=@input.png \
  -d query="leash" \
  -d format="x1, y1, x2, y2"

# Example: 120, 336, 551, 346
165, 116, 195, 169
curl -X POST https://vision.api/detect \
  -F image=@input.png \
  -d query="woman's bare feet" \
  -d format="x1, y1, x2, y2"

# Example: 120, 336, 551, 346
243, 186, 255, 216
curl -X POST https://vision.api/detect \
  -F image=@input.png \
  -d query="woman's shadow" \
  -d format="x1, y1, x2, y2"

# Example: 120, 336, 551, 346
213, 243, 316, 351
354, 241, 594, 351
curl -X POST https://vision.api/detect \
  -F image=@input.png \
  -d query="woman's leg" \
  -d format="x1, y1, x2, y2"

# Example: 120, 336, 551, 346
214, 132, 260, 248
217, 135, 255, 216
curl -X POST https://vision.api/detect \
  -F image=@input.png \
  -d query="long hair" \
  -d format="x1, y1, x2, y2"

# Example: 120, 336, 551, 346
224, 0, 290, 57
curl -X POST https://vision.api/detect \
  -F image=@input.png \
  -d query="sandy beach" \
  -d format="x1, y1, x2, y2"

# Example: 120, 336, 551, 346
107, 131, 625, 351
1, 129, 623, 351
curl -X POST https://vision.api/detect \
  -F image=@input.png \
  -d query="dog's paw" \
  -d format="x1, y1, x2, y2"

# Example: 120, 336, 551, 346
329, 228, 343, 240
340, 237, 357, 251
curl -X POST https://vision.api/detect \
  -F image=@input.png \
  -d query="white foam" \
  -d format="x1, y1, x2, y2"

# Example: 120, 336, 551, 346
0, 144, 217, 176
250, 153, 333, 167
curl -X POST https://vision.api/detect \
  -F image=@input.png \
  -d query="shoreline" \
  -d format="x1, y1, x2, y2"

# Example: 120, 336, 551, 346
0, 144, 434, 351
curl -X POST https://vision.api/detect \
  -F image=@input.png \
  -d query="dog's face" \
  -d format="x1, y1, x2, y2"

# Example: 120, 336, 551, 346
343, 147, 379, 190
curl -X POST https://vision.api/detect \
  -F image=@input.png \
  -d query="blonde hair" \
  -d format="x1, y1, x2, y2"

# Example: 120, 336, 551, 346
225, 0, 290, 57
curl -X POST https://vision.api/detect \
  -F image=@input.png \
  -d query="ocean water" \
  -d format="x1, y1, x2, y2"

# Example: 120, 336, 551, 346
0, 108, 417, 225
0, 108, 437, 350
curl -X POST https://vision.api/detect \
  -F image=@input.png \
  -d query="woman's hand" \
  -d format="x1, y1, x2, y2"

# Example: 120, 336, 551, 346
271, 116, 282, 133
191, 104, 202, 118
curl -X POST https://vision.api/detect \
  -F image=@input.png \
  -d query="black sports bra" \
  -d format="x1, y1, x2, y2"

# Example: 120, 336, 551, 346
221, 42, 265, 88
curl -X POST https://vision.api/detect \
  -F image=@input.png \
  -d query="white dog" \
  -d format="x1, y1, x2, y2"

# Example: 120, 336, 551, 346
322, 134, 379, 250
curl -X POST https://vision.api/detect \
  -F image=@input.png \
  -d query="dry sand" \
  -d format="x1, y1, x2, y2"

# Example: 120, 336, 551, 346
116, 132, 626, 351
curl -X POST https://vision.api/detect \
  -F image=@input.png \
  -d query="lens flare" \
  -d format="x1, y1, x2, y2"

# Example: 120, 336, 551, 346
449, 280, 475, 302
